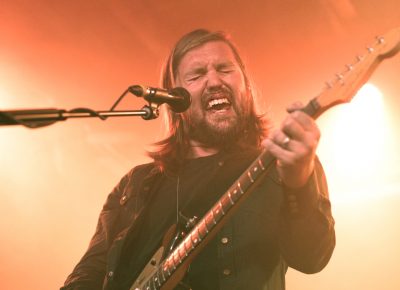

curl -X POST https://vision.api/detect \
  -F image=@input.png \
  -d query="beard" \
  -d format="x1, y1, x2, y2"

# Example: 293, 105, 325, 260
186, 104, 245, 148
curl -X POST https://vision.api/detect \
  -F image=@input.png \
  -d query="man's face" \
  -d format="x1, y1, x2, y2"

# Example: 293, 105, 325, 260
175, 41, 247, 146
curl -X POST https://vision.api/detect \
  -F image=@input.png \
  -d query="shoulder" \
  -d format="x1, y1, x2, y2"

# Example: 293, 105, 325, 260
117, 161, 160, 196
103, 162, 158, 209
124, 162, 157, 181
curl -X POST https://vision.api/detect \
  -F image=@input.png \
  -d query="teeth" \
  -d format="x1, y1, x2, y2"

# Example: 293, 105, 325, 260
207, 98, 230, 109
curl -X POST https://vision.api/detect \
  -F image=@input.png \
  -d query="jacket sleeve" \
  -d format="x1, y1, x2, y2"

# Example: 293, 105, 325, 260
278, 157, 336, 274
60, 170, 134, 290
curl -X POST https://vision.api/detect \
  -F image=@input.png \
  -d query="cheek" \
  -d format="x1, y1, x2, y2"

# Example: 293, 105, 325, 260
189, 98, 204, 119
186, 85, 205, 110
187, 83, 205, 100
230, 73, 247, 94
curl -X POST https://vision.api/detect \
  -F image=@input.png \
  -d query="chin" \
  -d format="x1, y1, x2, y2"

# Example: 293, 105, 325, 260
207, 122, 235, 134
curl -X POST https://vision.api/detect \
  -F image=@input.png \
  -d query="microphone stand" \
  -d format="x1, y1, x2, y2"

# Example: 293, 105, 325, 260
0, 88, 161, 129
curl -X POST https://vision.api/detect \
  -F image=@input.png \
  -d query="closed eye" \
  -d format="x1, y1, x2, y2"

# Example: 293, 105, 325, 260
187, 75, 202, 82
219, 69, 234, 74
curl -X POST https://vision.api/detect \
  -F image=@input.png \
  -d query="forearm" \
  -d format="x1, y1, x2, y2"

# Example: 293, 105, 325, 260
61, 172, 131, 290
278, 160, 336, 273
61, 224, 110, 289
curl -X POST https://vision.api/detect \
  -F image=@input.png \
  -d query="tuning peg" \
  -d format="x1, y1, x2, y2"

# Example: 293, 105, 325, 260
367, 47, 374, 53
336, 73, 344, 80
335, 73, 345, 85
376, 36, 385, 44
345, 64, 354, 71
325, 81, 333, 89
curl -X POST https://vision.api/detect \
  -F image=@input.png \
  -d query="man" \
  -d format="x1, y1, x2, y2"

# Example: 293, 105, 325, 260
62, 29, 335, 290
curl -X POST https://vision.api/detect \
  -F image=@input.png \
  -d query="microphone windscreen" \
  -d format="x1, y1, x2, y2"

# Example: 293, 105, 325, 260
169, 87, 191, 113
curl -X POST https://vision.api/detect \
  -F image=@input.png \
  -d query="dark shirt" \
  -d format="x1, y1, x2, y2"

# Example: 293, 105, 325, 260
118, 153, 225, 289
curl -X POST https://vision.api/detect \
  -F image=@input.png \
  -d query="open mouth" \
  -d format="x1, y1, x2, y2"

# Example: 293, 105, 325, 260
206, 97, 231, 111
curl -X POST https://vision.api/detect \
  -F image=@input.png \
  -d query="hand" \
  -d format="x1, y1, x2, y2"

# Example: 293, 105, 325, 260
262, 102, 320, 188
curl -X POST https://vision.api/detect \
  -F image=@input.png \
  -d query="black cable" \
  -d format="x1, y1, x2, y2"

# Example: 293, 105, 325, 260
109, 88, 130, 111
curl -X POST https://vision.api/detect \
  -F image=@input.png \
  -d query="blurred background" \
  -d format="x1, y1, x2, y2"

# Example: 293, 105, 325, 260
0, 1, 399, 289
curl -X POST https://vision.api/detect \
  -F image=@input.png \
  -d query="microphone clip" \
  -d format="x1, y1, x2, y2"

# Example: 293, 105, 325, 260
129, 85, 191, 119
140, 103, 160, 120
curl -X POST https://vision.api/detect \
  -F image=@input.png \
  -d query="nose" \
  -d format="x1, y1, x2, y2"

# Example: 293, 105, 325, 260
205, 70, 223, 91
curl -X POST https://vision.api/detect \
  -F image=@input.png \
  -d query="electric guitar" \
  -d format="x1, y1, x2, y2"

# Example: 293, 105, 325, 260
130, 27, 400, 290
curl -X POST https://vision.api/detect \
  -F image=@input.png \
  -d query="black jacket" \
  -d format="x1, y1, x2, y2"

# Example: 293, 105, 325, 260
61, 149, 335, 290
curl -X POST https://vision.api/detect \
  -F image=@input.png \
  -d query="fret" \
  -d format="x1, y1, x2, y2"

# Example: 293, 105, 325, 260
180, 242, 189, 257
177, 245, 186, 261
190, 231, 199, 245
196, 224, 204, 240
202, 219, 210, 233
173, 250, 181, 265
222, 195, 232, 210
258, 158, 266, 170
227, 192, 235, 205
167, 254, 175, 270
238, 182, 244, 194
218, 201, 225, 215
163, 260, 171, 276
211, 208, 218, 224
184, 235, 194, 251
175, 247, 184, 265
198, 221, 207, 237
214, 206, 221, 217
205, 212, 216, 227
178, 244, 185, 260
247, 171, 254, 183
252, 166, 262, 179
213, 203, 224, 220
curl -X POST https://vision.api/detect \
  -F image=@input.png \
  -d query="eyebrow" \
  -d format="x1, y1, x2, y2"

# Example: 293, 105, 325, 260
184, 61, 236, 76
215, 62, 236, 70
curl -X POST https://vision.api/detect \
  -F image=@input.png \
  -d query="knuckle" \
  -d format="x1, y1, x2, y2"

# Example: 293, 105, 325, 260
315, 127, 321, 140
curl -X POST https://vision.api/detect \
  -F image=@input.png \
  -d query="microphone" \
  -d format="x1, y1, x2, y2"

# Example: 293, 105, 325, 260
129, 85, 191, 113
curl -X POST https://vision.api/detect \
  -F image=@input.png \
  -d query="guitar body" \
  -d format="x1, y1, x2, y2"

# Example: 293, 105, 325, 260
130, 224, 192, 290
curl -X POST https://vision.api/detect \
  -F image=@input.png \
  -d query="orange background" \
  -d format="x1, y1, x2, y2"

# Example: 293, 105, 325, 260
1, 1, 400, 289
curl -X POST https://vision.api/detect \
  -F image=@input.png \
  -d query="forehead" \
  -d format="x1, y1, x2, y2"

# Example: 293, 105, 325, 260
177, 41, 239, 73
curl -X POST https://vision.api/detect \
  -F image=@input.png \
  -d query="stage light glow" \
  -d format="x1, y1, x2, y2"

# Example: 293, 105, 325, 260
317, 83, 394, 197
0, 87, 12, 107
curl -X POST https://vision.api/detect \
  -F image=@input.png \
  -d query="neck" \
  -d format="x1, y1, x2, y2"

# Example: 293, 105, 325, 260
187, 140, 220, 158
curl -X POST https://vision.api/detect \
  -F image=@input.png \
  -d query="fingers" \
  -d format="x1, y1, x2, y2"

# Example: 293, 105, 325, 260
262, 105, 320, 167
262, 101, 320, 188
286, 101, 305, 113
281, 110, 320, 145
263, 130, 295, 165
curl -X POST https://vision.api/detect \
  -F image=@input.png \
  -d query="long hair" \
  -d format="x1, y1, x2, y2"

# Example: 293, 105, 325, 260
148, 29, 269, 173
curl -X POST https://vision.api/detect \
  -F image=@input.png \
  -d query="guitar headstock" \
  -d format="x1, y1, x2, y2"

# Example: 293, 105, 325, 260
304, 27, 400, 119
